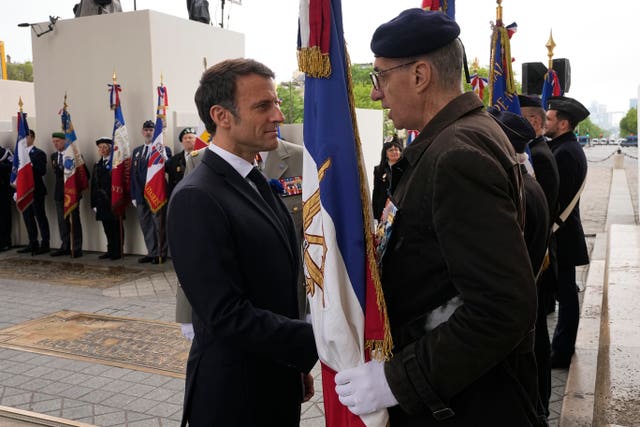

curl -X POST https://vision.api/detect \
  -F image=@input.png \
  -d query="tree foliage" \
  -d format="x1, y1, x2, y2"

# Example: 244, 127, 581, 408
277, 81, 304, 124
619, 107, 638, 137
7, 61, 33, 82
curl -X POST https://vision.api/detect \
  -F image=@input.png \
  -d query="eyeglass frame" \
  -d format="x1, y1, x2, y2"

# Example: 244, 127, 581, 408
369, 61, 417, 91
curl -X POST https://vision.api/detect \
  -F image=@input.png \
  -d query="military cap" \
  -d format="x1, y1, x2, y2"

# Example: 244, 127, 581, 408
547, 96, 590, 123
371, 9, 460, 58
487, 107, 535, 154
95, 137, 113, 146
518, 95, 543, 109
51, 132, 65, 139
179, 127, 196, 142
142, 120, 155, 129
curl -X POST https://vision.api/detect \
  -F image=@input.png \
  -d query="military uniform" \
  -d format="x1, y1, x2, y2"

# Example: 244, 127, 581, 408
90, 147, 123, 260
51, 150, 86, 256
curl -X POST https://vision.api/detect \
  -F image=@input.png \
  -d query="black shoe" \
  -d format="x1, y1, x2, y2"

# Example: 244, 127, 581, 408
71, 251, 83, 259
98, 253, 111, 259
138, 256, 154, 263
51, 249, 71, 257
34, 244, 50, 255
17, 245, 36, 254
550, 352, 572, 369
110, 254, 122, 261
152, 257, 165, 265
0, 244, 12, 252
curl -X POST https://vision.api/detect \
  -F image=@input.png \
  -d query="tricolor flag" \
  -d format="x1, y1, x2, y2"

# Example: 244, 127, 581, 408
9, 106, 34, 212
541, 68, 562, 111
489, 17, 521, 114
60, 98, 89, 218
406, 129, 419, 146
109, 81, 132, 217
143, 84, 169, 213
470, 73, 488, 100
421, 0, 455, 20
298, 0, 391, 426
193, 120, 211, 151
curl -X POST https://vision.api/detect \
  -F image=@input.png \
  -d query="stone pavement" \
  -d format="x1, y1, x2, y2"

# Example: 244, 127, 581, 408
0, 145, 636, 427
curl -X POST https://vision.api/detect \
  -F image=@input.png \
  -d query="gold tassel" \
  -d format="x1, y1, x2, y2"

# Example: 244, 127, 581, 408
344, 43, 393, 362
297, 47, 331, 78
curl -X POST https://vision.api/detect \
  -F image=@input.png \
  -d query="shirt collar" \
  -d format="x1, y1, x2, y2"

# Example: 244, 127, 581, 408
209, 144, 254, 178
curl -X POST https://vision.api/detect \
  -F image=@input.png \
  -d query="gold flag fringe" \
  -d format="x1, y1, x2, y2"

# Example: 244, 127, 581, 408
343, 44, 393, 361
297, 47, 331, 78
488, 25, 516, 104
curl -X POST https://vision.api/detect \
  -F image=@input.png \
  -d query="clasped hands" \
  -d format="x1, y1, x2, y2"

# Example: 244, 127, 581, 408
335, 359, 398, 415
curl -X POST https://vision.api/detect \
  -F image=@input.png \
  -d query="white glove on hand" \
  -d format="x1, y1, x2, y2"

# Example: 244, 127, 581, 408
132, 200, 137, 208
181, 323, 194, 341
92, 207, 97, 214
13, 193, 17, 202
335, 359, 398, 415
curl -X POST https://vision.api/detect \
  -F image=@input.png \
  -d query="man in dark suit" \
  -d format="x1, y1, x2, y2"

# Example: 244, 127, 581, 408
0, 146, 13, 251
519, 94, 560, 414
50, 132, 86, 258
545, 96, 590, 370
90, 137, 123, 260
15, 130, 51, 255
165, 127, 196, 196
167, 58, 317, 427
130, 120, 172, 264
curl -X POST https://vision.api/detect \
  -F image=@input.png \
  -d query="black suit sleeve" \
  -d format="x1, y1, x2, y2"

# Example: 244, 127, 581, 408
168, 184, 317, 374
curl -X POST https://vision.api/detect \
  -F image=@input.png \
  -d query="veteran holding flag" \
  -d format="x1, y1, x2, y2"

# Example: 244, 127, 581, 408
334, 9, 541, 426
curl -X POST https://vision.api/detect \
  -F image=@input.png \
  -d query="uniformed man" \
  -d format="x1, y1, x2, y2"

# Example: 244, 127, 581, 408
544, 96, 590, 370
166, 127, 197, 196
90, 137, 123, 260
334, 10, 539, 425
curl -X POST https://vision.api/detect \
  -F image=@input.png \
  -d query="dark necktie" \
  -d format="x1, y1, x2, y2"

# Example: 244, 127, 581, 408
247, 167, 280, 218
58, 153, 63, 169
142, 145, 149, 160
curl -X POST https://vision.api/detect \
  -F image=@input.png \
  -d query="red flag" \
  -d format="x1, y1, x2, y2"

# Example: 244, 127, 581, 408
144, 84, 168, 213
61, 98, 89, 218
109, 82, 132, 217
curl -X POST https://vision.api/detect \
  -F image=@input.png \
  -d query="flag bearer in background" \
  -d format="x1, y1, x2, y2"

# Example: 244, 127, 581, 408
91, 137, 123, 260
334, 9, 543, 425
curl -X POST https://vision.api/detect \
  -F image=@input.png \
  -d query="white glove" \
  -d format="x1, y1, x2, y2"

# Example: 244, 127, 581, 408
13, 193, 17, 202
92, 207, 97, 214
132, 199, 137, 208
335, 359, 398, 415
181, 323, 194, 341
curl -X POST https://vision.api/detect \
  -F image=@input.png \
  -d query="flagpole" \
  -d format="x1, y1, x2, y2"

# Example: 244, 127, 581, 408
546, 30, 556, 70
158, 74, 165, 265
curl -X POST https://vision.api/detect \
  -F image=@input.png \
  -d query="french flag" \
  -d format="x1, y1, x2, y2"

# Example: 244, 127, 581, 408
299, 0, 391, 426
10, 110, 34, 212
144, 86, 168, 213
109, 82, 132, 217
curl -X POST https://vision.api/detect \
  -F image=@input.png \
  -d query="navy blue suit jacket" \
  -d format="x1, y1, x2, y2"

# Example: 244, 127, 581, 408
130, 143, 172, 204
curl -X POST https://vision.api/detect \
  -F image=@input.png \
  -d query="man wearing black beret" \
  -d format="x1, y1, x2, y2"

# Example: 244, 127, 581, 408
334, 9, 540, 425
544, 96, 590, 370
165, 127, 197, 197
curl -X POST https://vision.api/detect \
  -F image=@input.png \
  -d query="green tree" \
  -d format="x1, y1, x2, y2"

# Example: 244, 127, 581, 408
7, 61, 33, 82
277, 81, 304, 124
575, 117, 604, 139
619, 107, 638, 137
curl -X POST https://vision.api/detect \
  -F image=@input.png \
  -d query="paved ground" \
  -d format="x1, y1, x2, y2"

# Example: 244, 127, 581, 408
0, 145, 636, 427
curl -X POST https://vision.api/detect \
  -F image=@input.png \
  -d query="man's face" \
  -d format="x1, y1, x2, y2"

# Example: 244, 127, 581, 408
544, 110, 564, 139
181, 133, 196, 153
142, 127, 154, 143
51, 137, 65, 152
370, 58, 416, 131
225, 74, 284, 157
97, 143, 111, 157
26, 134, 35, 147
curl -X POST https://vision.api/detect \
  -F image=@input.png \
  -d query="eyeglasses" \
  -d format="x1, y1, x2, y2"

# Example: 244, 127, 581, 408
369, 61, 417, 91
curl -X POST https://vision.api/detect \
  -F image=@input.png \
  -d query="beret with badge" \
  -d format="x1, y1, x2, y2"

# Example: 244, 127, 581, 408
547, 96, 590, 123
95, 137, 113, 146
179, 127, 196, 142
142, 120, 155, 129
487, 106, 535, 154
371, 8, 460, 58
51, 132, 65, 139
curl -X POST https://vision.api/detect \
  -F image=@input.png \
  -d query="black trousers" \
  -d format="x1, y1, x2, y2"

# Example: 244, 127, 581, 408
55, 200, 82, 252
101, 218, 123, 257
551, 266, 580, 358
0, 191, 11, 247
22, 196, 50, 246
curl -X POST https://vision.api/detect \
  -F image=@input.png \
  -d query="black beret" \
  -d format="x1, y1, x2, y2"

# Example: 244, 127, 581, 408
51, 132, 65, 139
179, 127, 196, 142
142, 120, 155, 129
487, 107, 535, 154
95, 137, 113, 146
371, 9, 460, 58
518, 95, 543, 109
547, 96, 590, 123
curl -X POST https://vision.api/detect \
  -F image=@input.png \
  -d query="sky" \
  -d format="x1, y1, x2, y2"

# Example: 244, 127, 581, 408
1, 0, 639, 115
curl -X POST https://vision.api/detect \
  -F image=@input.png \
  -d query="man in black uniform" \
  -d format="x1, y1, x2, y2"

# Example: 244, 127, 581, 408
0, 146, 13, 251
334, 9, 540, 426
544, 96, 590, 369
90, 137, 123, 260
17, 130, 51, 255
166, 127, 197, 196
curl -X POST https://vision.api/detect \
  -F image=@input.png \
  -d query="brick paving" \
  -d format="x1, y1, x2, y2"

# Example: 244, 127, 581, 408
0, 145, 636, 426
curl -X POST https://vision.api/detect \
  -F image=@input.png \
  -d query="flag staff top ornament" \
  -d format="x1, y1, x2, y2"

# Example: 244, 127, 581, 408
546, 30, 556, 70
18, 96, 23, 112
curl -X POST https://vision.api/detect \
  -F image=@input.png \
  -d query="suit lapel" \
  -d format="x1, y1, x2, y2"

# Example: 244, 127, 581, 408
203, 150, 294, 261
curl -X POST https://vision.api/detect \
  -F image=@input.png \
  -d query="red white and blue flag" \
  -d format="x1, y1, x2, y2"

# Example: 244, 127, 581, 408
406, 129, 419, 146
421, 0, 455, 20
144, 84, 168, 213
60, 98, 89, 218
109, 81, 132, 217
541, 68, 563, 111
10, 106, 34, 212
299, 1, 391, 426
470, 73, 488, 100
